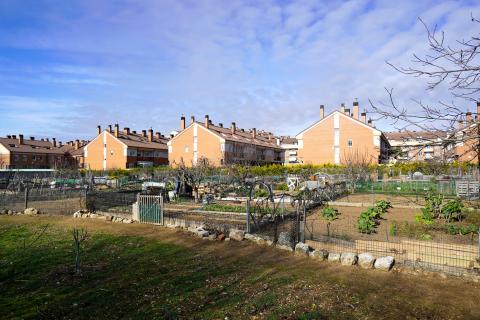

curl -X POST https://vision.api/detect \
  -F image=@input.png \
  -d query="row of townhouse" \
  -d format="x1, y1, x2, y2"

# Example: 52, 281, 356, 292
386, 102, 480, 164
6, 100, 477, 170
0, 135, 87, 169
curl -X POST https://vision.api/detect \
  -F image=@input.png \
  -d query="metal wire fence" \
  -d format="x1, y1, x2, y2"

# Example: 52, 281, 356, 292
305, 214, 480, 275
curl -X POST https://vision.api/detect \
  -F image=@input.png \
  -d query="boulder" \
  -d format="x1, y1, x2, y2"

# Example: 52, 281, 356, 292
122, 218, 133, 224
277, 232, 292, 247
7, 210, 13, 215
195, 228, 209, 237
24, 208, 39, 215
295, 242, 310, 256
217, 234, 226, 241
244, 233, 256, 241
374, 256, 395, 271
224, 237, 230, 242
340, 253, 358, 266
309, 249, 329, 261
208, 234, 217, 241
73, 211, 81, 218
90, 213, 98, 219
358, 253, 375, 269
229, 229, 245, 241
0, 209, 7, 215
328, 253, 341, 262
104, 215, 113, 221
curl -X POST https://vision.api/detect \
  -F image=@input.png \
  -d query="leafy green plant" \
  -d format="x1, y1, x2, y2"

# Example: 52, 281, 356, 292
423, 192, 444, 219
419, 233, 432, 241
440, 199, 464, 222
274, 183, 289, 191
415, 208, 435, 226
321, 206, 340, 237
374, 200, 392, 215
357, 211, 377, 234
444, 223, 478, 235
254, 188, 270, 198
389, 221, 398, 236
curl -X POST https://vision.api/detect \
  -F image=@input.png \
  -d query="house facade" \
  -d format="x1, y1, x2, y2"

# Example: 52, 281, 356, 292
83, 124, 169, 170
385, 131, 446, 163
295, 102, 390, 165
0, 135, 71, 169
168, 115, 284, 167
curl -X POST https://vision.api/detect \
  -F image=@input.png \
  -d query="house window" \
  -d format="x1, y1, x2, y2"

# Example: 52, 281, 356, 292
184, 145, 189, 153
347, 139, 353, 147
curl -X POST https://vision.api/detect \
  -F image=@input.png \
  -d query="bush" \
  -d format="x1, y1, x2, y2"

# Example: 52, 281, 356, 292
373, 200, 392, 215
440, 199, 464, 222
357, 211, 377, 234
254, 188, 270, 198
274, 183, 289, 191
321, 206, 340, 222
444, 223, 478, 235
389, 221, 398, 236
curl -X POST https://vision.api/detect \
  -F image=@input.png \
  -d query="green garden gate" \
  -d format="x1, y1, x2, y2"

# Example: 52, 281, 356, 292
138, 194, 163, 225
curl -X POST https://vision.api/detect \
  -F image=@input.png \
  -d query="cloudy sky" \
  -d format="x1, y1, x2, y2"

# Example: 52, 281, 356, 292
0, 0, 479, 141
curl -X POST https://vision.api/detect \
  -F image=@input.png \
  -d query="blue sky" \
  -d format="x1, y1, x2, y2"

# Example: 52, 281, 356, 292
0, 0, 479, 141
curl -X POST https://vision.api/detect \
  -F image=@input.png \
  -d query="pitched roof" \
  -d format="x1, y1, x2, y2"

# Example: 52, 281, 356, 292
195, 122, 282, 149
385, 131, 446, 141
0, 137, 66, 155
113, 131, 168, 150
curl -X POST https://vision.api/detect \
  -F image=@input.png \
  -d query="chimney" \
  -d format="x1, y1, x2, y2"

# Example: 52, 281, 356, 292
132, 130, 137, 134
340, 103, 345, 113
458, 120, 464, 130
368, 119, 373, 127
18, 134, 24, 145
30, 137, 35, 141
320, 105, 325, 119
155, 132, 161, 139
170, 134, 174, 138
361, 112, 367, 123
345, 108, 351, 116
7, 135, 11, 139
142, 130, 147, 137
58, 141, 63, 147
75, 140, 80, 150
219, 123, 223, 128
191, 116, 195, 124
148, 129, 153, 142
52, 138, 57, 147
477, 102, 480, 122
97, 125, 101, 135
231, 122, 236, 134
252, 128, 257, 139
204, 115, 210, 129
108, 125, 112, 133
352, 100, 359, 120
466, 111, 473, 124
180, 116, 186, 130
124, 127, 130, 135
46, 138, 49, 142
114, 124, 119, 137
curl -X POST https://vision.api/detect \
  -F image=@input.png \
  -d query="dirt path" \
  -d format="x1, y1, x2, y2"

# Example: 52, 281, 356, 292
2, 215, 480, 319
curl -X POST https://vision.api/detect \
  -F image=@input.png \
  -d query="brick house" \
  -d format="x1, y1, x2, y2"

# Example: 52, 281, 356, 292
60, 140, 88, 168
83, 124, 169, 170
295, 102, 390, 165
0, 135, 71, 169
167, 115, 284, 167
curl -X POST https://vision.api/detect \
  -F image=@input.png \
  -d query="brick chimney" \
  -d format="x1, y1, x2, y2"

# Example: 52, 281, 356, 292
252, 128, 256, 139
108, 125, 112, 133
352, 100, 359, 120
58, 141, 63, 147
18, 134, 24, 145
320, 105, 325, 119
340, 103, 345, 113
124, 127, 130, 135
148, 129, 153, 142
142, 130, 147, 137
219, 123, 223, 128
191, 116, 195, 124
368, 119, 373, 127
97, 125, 101, 135
114, 124, 119, 137
52, 138, 57, 147
155, 132, 161, 139
30, 137, 35, 140
361, 112, 367, 123
466, 111, 473, 124
204, 115, 210, 129
180, 116, 186, 130
345, 108, 351, 116
75, 140, 80, 150
231, 122, 236, 134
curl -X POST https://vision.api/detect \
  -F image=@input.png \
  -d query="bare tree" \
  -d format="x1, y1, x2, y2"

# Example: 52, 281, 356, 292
341, 149, 373, 193
176, 157, 213, 203
73, 228, 88, 275
370, 15, 480, 166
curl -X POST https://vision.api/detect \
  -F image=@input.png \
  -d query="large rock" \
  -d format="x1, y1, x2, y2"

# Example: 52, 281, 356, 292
122, 218, 133, 224
73, 211, 82, 218
295, 242, 310, 256
374, 256, 395, 271
328, 253, 341, 262
340, 253, 358, 266
309, 249, 329, 261
358, 253, 375, 269
196, 229, 209, 238
24, 208, 39, 215
0, 209, 7, 215
277, 232, 292, 247
229, 229, 245, 241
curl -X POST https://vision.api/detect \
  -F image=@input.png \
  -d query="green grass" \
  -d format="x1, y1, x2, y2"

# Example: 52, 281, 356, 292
202, 203, 246, 213
1, 217, 480, 319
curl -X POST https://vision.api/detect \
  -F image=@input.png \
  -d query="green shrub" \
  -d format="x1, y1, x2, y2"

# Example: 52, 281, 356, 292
419, 233, 432, 241
321, 206, 340, 222
389, 221, 398, 236
357, 211, 377, 234
374, 200, 392, 215
444, 223, 478, 235
254, 188, 270, 198
274, 183, 289, 191
440, 199, 464, 222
